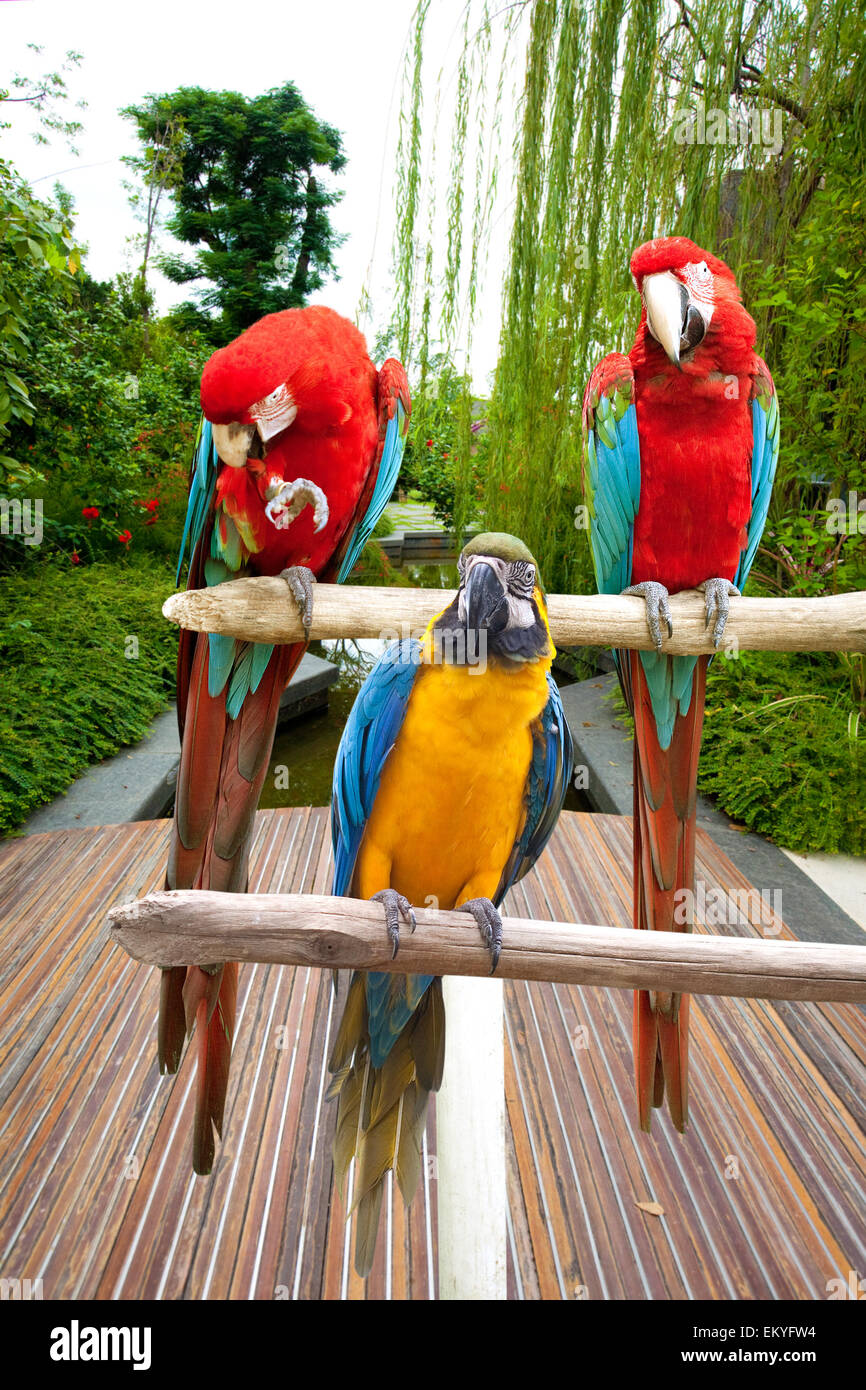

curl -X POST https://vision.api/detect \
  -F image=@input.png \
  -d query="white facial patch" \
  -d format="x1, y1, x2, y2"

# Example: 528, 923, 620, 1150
505, 594, 536, 629
249, 383, 298, 442
679, 260, 715, 329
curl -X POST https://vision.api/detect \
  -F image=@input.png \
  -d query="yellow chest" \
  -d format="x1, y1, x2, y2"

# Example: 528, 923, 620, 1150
357, 656, 552, 908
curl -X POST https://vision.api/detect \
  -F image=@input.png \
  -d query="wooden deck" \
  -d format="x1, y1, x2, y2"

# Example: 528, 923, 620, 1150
1, 808, 864, 1301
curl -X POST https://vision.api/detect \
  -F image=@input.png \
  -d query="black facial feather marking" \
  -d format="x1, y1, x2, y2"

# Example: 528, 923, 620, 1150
508, 560, 535, 596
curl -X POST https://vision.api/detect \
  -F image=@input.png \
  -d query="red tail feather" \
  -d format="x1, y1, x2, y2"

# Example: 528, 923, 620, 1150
160, 633, 303, 1172
628, 651, 708, 1132
189, 962, 238, 1175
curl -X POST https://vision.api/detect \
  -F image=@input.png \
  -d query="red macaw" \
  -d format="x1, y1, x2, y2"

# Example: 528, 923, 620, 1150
160, 305, 410, 1174
583, 237, 779, 1132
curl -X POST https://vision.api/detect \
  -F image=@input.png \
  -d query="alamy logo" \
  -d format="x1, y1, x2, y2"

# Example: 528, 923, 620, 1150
0, 497, 43, 547
826, 1270, 866, 1300
0, 1276, 43, 1299
674, 882, 782, 933
49, 1320, 152, 1371
672, 99, 783, 156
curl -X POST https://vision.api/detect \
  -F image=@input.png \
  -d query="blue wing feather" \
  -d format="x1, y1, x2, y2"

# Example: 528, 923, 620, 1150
330, 639, 428, 1066
583, 370, 641, 598
735, 390, 780, 592
584, 363, 701, 750
494, 674, 574, 904
337, 401, 407, 582
331, 639, 422, 897
176, 417, 218, 586
178, 416, 278, 712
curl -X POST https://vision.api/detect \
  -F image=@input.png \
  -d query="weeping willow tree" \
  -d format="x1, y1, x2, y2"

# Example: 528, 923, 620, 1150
389, 0, 866, 593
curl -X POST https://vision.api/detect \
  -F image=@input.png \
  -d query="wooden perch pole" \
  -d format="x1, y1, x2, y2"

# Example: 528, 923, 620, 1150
109, 891, 866, 1005
162, 580, 866, 653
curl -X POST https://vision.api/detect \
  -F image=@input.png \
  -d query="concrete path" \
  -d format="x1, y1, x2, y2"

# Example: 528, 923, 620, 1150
383, 499, 442, 536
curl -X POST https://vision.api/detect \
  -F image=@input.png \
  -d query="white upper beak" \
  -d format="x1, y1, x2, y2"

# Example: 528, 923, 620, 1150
642, 270, 688, 367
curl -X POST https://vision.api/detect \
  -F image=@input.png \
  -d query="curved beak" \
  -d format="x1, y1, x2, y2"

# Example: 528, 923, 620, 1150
642, 270, 706, 367
211, 421, 256, 469
464, 561, 508, 634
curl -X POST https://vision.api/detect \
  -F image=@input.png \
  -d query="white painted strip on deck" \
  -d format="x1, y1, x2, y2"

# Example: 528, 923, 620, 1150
437, 975, 507, 1300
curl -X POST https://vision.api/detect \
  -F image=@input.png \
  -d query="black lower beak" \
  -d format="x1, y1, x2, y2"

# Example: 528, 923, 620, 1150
674, 282, 706, 363
465, 561, 508, 634
681, 303, 706, 354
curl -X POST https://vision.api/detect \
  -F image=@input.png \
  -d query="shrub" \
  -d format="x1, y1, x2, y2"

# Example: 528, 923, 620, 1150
0, 554, 179, 833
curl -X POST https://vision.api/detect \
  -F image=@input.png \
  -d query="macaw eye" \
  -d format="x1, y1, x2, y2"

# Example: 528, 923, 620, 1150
509, 561, 535, 592
262, 387, 284, 406
696, 261, 711, 281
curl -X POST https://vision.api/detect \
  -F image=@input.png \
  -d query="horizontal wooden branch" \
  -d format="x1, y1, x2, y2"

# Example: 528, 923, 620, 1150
162, 581, 866, 653
108, 892, 866, 1004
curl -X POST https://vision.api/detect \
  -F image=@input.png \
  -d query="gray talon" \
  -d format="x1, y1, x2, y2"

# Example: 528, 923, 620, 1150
460, 897, 503, 974
280, 564, 316, 635
623, 581, 673, 652
371, 889, 416, 959
697, 578, 740, 649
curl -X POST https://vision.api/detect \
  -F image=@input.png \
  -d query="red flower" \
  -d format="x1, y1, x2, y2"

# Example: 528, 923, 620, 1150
118, 530, 132, 546
82, 506, 100, 520
144, 497, 159, 512
426, 439, 433, 448
71, 551, 81, 565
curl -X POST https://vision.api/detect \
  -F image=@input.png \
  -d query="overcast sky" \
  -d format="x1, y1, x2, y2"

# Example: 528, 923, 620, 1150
1, 0, 520, 384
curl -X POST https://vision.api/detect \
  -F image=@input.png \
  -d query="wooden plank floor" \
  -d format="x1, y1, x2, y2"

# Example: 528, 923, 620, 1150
0, 809, 863, 1301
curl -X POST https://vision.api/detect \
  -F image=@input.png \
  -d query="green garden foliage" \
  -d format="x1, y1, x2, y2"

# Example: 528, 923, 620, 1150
699, 651, 863, 856
0, 556, 179, 834
610, 648, 863, 856
0, 156, 80, 485
399, 356, 486, 529
0, 239, 208, 572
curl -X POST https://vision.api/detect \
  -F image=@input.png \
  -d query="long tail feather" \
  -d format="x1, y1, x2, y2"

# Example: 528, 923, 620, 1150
161, 631, 303, 1172
329, 974, 444, 1277
190, 962, 238, 1174
627, 650, 708, 1132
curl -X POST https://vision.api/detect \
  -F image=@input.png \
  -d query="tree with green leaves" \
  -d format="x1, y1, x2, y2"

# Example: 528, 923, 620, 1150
122, 106, 186, 350
1, 46, 85, 484
0, 44, 86, 152
123, 84, 346, 341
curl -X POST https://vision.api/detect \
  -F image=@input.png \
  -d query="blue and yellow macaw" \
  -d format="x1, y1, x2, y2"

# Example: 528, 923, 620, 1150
328, 532, 574, 1276
582, 236, 779, 1132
